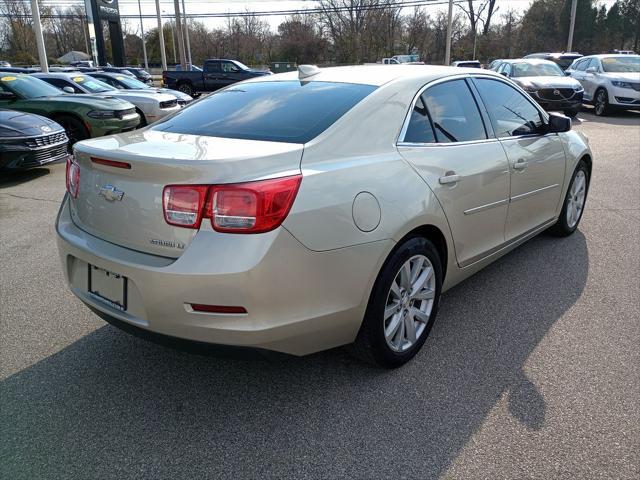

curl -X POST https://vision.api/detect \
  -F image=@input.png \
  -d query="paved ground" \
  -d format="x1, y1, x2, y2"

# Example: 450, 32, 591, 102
1, 109, 639, 479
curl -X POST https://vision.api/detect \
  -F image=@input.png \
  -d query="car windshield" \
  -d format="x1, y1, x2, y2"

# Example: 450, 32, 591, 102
151, 81, 376, 143
71, 75, 116, 93
601, 56, 640, 72
512, 62, 564, 77
0, 74, 62, 98
112, 75, 149, 89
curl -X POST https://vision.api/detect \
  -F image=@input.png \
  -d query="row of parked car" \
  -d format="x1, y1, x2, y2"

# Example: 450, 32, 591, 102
0, 66, 192, 172
485, 53, 639, 117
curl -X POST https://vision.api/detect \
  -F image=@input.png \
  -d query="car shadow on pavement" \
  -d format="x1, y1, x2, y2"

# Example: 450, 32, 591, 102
0, 167, 52, 188
0, 231, 588, 479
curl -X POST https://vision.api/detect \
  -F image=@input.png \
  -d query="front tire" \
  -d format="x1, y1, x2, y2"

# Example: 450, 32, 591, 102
352, 237, 443, 368
594, 88, 610, 116
53, 115, 89, 147
548, 160, 590, 237
564, 108, 579, 118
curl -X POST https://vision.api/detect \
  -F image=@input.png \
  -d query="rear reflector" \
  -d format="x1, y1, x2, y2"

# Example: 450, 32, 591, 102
91, 157, 131, 169
189, 304, 247, 314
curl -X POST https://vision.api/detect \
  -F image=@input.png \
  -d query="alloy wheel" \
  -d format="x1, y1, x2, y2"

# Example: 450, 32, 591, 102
384, 255, 436, 352
566, 170, 587, 228
595, 90, 606, 115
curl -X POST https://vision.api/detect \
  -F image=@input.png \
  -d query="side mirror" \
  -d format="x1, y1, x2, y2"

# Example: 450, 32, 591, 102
500, 71, 508, 76
62, 86, 75, 94
0, 91, 16, 100
586, 66, 597, 74
548, 112, 571, 133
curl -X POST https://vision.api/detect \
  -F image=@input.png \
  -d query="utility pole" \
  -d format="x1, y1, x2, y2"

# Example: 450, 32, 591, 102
137, 0, 148, 69
30, 0, 48, 72
567, 0, 578, 52
181, 0, 192, 68
444, 0, 453, 65
173, 0, 187, 70
155, 0, 167, 71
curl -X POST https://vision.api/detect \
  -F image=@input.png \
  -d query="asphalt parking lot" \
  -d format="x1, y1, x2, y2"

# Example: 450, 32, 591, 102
1, 109, 639, 479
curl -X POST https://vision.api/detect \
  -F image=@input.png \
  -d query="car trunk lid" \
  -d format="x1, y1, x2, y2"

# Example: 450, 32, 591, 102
70, 130, 303, 258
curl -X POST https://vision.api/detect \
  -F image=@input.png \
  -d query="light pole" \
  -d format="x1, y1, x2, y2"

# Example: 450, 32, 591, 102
181, 0, 192, 68
30, 0, 48, 72
137, 0, 148, 68
155, 0, 167, 71
444, 0, 453, 65
567, 0, 578, 52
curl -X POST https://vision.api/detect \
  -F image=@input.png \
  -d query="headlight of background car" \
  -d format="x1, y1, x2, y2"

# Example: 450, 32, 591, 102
87, 110, 117, 119
611, 80, 633, 89
574, 84, 584, 91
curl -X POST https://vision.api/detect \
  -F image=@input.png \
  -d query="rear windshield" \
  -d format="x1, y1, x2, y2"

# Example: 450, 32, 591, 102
151, 81, 377, 143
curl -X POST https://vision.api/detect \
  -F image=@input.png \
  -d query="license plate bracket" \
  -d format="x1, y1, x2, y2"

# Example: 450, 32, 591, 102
88, 264, 127, 311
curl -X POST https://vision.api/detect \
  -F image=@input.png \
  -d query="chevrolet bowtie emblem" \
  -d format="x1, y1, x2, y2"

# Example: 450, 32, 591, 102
98, 184, 125, 202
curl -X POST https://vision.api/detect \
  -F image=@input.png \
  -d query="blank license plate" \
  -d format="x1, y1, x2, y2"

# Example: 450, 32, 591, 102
88, 264, 127, 311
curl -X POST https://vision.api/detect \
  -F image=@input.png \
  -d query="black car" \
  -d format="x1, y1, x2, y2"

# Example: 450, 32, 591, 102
162, 59, 272, 96
0, 109, 68, 172
0, 66, 38, 74
524, 52, 583, 71
496, 59, 584, 117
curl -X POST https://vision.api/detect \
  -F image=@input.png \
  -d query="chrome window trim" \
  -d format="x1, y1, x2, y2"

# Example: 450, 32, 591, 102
396, 74, 490, 146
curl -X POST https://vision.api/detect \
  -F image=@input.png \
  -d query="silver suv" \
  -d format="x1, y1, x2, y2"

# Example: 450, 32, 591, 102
567, 54, 640, 115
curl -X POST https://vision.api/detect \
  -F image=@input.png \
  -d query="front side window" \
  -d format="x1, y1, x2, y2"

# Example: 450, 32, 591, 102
221, 62, 240, 73
70, 76, 114, 93
417, 79, 487, 143
151, 81, 376, 144
204, 62, 220, 73
475, 78, 543, 138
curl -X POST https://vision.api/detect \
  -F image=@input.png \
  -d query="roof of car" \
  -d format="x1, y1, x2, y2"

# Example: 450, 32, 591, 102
247, 64, 499, 87
581, 54, 640, 58
502, 58, 558, 65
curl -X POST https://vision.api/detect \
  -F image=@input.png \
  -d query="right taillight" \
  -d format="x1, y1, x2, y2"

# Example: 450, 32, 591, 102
66, 155, 80, 198
162, 175, 301, 233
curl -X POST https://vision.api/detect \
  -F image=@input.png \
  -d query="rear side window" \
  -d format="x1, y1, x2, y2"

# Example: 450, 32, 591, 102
404, 96, 436, 143
151, 81, 377, 143
410, 79, 487, 143
474, 78, 543, 137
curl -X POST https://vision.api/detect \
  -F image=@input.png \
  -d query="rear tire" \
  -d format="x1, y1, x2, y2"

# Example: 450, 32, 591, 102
135, 108, 147, 127
177, 82, 194, 96
548, 160, 590, 237
53, 115, 89, 147
352, 237, 443, 368
594, 88, 610, 116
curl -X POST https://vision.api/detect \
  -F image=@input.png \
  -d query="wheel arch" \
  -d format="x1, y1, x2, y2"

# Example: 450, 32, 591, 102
580, 153, 593, 177
396, 224, 449, 282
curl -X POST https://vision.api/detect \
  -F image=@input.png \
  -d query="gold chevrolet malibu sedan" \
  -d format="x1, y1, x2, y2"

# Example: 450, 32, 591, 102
56, 65, 592, 367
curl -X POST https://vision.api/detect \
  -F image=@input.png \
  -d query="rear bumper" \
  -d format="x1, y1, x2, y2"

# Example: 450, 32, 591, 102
56, 196, 390, 355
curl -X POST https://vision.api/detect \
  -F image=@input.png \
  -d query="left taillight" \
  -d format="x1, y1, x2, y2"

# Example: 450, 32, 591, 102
66, 155, 80, 198
162, 175, 302, 233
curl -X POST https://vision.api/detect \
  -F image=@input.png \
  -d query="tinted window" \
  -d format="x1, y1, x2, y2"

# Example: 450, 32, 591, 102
0, 74, 62, 98
46, 78, 79, 92
475, 78, 543, 138
204, 62, 220, 73
404, 95, 436, 143
151, 81, 377, 143
421, 80, 486, 143
221, 62, 240, 73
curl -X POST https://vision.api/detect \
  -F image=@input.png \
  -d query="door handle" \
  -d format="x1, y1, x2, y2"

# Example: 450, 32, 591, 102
513, 159, 529, 170
439, 172, 460, 185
